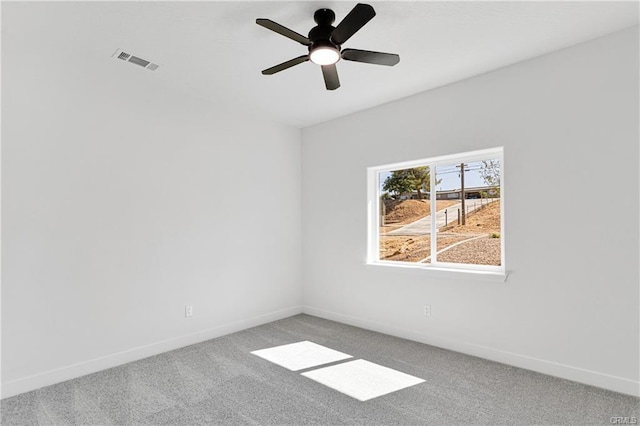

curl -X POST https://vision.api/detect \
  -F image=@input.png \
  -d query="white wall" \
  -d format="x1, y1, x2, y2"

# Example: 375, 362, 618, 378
1, 21, 302, 397
302, 27, 639, 396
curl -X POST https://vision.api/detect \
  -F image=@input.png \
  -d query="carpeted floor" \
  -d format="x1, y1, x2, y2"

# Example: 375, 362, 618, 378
1, 314, 639, 425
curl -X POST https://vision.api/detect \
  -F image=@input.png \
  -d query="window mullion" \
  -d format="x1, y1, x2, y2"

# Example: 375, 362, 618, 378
430, 164, 437, 265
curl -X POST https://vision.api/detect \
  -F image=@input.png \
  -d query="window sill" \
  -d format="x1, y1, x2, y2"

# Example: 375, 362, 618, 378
365, 261, 509, 282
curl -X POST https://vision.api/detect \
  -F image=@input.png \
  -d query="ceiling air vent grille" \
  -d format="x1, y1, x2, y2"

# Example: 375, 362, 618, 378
112, 49, 159, 71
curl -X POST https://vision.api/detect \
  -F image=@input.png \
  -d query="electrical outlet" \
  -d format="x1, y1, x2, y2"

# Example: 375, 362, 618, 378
185, 305, 193, 318
423, 305, 431, 317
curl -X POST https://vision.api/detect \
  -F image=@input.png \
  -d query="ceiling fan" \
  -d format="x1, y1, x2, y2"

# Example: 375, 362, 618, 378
256, 3, 400, 91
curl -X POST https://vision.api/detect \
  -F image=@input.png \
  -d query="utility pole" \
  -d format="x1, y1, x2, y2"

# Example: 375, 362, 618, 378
457, 163, 468, 225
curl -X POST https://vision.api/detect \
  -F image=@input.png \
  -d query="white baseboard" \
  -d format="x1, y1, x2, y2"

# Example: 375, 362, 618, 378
1, 305, 303, 399
302, 305, 640, 397
4, 305, 638, 399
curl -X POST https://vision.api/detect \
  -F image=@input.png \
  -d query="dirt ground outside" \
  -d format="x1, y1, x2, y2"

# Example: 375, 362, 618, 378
379, 234, 470, 263
380, 199, 459, 233
441, 199, 501, 235
379, 200, 501, 266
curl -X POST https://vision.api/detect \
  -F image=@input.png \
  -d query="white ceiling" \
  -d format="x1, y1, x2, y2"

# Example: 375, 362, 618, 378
3, 1, 638, 128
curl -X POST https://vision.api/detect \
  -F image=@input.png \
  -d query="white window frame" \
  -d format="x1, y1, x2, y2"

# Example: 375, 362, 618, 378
367, 147, 506, 281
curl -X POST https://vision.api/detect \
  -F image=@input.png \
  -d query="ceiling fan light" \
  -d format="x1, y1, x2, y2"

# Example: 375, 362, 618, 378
309, 46, 340, 65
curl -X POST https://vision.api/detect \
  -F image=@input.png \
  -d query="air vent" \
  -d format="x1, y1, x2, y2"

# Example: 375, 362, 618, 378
112, 49, 159, 71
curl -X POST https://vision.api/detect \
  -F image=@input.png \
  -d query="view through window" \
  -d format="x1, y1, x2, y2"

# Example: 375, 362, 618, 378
370, 148, 503, 272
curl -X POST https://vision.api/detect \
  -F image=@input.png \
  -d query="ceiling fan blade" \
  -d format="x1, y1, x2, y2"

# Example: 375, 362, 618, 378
341, 49, 400, 66
256, 19, 312, 46
262, 55, 309, 75
321, 64, 340, 90
330, 3, 376, 46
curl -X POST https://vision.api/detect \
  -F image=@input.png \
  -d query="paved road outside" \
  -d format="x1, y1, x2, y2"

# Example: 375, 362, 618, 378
385, 198, 498, 236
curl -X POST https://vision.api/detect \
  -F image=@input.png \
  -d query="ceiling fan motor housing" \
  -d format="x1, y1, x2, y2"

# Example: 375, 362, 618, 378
313, 8, 335, 27
309, 9, 340, 52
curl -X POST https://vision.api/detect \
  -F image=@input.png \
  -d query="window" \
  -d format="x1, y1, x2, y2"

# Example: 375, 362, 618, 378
367, 147, 504, 276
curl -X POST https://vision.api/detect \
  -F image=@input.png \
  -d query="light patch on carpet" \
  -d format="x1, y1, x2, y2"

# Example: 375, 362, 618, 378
251, 341, 352, 371
301, 359, 425, 401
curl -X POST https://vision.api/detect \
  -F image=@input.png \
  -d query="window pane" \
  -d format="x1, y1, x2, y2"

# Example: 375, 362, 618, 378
378, 166, 433, 263
434, 159, 501, 266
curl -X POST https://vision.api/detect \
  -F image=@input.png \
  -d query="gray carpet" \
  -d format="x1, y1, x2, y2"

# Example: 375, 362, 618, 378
1, 314, 638, 425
